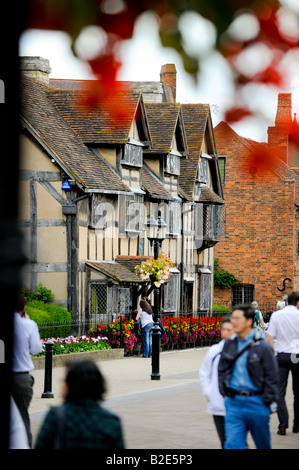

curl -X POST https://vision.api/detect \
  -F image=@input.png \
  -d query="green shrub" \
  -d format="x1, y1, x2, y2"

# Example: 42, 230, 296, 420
22, 283, 54, 302
214, 259, 239, 289
27, 300, 72, 339
212, 303, 231, 316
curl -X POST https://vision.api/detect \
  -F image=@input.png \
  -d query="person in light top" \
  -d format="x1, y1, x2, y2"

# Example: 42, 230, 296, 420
11, 294, 42, 448
267, 291, 299, 435
199, 317, 234, 448
135, 299, 153, 358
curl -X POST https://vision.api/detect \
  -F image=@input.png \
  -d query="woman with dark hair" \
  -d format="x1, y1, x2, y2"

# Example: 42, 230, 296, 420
35, 360, 125, 449
135, 299, 153, 358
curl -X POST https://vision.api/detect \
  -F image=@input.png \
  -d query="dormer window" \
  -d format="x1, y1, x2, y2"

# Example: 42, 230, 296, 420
121, 139, 143, 167
197, 157, 208, 183
166, 149, 181, 175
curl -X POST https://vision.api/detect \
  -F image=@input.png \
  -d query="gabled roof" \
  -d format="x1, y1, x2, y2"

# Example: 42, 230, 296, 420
181, 104, 211, 154
20, 76, 131, 193
47, 84, 149, 145
144, 103, 187, 155
50, 78, 175, 104
179, 104, 223, 201
215, 120, 299, 202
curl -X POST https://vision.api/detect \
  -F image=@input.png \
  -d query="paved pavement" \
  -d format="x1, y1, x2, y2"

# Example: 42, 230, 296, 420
29, 347, 299, 450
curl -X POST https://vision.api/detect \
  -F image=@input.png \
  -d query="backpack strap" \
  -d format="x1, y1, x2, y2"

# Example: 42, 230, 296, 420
230, 337, 261, 368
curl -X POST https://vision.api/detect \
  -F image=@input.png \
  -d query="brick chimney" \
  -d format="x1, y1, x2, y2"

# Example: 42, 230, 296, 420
160, 64, 177, 103
20, 56, 51, 84
275, 93, 292, 127
268, 93, 292, 163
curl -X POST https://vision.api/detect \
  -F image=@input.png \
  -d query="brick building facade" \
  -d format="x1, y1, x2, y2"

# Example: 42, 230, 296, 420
214, 93, 299, 311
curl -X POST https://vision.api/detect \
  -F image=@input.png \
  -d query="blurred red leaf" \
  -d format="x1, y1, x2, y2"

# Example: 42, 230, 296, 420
241, 144, 282, 177
254, 62, 284, 87
88, 52, 121, 84
256, 2, 299, 48
224, 106, 252, 124
75, 78, 133, 128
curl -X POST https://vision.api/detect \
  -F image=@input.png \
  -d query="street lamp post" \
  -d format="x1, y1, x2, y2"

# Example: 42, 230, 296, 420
145, 211, 167, 380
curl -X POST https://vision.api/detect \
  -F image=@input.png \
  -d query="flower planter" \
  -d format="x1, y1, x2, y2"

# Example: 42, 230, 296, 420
32, 348, 124, 370
135, 252, 175, 288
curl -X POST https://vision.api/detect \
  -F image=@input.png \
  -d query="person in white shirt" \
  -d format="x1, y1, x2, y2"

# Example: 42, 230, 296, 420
267, 291, 299, 435
11, 294, 42, 447
135, 299, 153, 358
199, 317, 234, 448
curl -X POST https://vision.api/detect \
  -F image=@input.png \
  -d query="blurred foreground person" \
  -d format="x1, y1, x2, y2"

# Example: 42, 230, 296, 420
267, 291, 299, 436
9, 397, 30, 449
35, 360, 125, 449
199, 317, 234, 448
218, 305, 278, 449
11, 294, 42, 447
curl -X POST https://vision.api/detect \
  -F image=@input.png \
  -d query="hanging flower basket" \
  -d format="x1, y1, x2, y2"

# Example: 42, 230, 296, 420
135, 252, 175, 287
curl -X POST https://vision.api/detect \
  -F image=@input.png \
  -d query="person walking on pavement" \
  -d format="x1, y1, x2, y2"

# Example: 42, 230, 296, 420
218, 304, 278, 449
266, 291, 299, 436
35, 360, 125, 449
11, 294, 42, 448
199, 317, 234, 448
251, 301, 265, 339
135, 299, 153, 358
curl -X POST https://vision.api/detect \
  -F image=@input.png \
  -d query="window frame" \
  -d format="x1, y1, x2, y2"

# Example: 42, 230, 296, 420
232, 284, 254, 306
165, 151, 181, 176
125, 193, 145, 234
121, 141, 143, 168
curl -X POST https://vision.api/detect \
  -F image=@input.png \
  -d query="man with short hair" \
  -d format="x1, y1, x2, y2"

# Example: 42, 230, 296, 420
218, 305, 278, 449
267, 291, 299, 435
11, 294, 42, 447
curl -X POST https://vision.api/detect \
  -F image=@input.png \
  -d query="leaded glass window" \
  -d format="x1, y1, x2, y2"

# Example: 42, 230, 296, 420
163, 272, 179, 312
198, 270, 211, 311
166, 152, 180, 175
122, 143, 143, 167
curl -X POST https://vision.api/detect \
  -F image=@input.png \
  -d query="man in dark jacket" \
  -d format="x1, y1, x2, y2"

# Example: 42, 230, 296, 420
218, 304, 278, 449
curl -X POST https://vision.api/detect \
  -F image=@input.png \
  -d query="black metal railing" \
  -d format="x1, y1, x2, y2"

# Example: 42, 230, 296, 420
36, 311, 224, 348
36, 302, 277, 349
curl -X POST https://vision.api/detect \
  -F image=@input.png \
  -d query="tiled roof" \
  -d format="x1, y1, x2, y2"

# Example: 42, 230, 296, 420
215, 120, 299, 202
115, 255, 152, 272
50, 79, 173, 104
141, 166, 173, 200
47, 84, 142, 145
197, 184, 224, 205
86, 260, 146, 284
179, 104, 210, 200
144, 103, 181, 153
20, 76, 131, 193
181, 104, 210, 152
